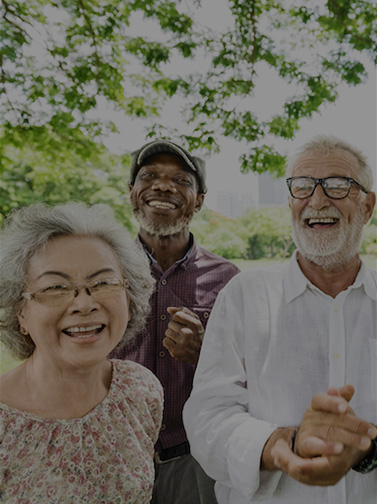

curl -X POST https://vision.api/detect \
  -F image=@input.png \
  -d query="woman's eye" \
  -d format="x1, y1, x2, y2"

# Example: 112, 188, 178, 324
93, 280, 113, 287
43, 284, 68, 292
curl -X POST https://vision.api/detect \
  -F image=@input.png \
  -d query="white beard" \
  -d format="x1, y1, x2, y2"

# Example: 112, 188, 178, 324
291, 206, 365, 271
133, 208, 194, 237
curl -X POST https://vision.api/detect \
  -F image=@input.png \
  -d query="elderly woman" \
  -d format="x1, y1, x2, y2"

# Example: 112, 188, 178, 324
0, 202, 163, 503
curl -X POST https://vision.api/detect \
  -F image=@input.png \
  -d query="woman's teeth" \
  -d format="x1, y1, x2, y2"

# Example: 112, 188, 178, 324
64, 325, 103, 338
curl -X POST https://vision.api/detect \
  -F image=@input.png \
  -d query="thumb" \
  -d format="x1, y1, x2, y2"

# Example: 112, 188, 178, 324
167, 306, 182, 315
328, 384, 355, 402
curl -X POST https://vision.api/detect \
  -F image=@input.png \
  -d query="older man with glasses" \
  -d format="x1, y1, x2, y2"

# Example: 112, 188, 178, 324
183, 135, 377, 504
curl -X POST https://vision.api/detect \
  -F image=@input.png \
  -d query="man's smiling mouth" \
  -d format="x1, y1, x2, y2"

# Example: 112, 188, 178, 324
305, 217, 339, 228
147, 200, 177, 210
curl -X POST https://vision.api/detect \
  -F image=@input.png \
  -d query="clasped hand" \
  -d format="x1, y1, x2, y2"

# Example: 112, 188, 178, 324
163, 306, 204, 365
270, 385, 377, 486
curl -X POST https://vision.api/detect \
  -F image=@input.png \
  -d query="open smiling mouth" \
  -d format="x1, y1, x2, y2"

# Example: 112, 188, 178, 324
63, 325, 105, 338
305, 217, 339, 229
147, 200, 177, 210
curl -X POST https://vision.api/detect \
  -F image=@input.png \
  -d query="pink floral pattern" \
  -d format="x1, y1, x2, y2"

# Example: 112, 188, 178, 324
0, 359, 163, 503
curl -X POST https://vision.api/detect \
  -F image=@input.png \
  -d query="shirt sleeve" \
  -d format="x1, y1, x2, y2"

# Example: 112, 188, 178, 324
183, 278, 283, 501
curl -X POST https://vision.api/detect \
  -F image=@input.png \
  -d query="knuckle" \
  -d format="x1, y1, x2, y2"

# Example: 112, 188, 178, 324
353, 418, 365, 433
322, 425, 333, 439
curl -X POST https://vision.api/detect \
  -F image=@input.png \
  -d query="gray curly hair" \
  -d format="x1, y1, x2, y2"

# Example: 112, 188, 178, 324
0, 202, 155, 360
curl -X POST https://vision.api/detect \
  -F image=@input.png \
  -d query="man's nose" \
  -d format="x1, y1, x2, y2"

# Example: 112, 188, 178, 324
151, 178, 177, 193
308, 183, 331, 209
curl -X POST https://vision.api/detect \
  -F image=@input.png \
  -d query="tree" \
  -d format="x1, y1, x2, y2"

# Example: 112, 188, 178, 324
191, 207, 247, 258
1, 0, 376, 216
239, 206, 294, 259
361, 208, 377, 257
0, 136, 135, 228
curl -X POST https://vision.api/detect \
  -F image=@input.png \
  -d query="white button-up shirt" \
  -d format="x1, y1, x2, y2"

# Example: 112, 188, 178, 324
183, 252, 377, 504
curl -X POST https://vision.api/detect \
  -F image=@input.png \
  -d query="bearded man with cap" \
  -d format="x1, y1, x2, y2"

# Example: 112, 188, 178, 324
110, 139, 239, 503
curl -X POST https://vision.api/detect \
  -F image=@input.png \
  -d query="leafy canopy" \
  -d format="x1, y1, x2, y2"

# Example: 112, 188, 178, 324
1, 0, 376, 220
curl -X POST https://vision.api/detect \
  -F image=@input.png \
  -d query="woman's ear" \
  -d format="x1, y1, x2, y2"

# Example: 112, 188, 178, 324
16, 304, 28, 334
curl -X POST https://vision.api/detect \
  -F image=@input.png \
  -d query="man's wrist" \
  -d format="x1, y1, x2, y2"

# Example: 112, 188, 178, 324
352, 435, 377, 474
260, 427, 295, 471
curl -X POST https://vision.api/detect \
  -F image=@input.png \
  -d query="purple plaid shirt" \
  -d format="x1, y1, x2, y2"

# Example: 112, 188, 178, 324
111, 234, 239, 451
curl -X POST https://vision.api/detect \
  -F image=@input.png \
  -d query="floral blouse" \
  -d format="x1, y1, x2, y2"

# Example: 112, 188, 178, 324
0, 359, 163, 503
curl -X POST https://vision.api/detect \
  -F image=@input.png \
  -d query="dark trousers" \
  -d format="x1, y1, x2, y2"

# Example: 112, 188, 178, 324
151, 454, 218, 504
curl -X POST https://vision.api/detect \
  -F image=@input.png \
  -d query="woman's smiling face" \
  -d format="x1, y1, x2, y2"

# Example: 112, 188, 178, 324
17, 235, 130, 369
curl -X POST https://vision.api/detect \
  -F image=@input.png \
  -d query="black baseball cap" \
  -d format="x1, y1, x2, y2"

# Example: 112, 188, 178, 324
129, 139, 207, 194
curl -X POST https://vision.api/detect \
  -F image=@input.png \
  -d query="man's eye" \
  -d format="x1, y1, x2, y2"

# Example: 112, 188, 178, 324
175, 178, 192, 185
293, 183, 311, 192
139, 172, 155, 180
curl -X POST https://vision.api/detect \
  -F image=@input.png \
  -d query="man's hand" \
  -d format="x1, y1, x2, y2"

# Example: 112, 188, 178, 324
163, 306, 204, 365
293, 385, 374, 459
263, 385, 377, 486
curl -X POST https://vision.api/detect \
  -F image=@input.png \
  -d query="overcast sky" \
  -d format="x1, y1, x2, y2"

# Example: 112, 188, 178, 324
102, 1, 377, 211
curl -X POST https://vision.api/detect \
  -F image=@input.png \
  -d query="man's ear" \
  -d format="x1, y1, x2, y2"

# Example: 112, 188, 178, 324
128, 185, 137, 209
288, 195, 292, 210
363, 191, 376, 224
194, 193, 205, 213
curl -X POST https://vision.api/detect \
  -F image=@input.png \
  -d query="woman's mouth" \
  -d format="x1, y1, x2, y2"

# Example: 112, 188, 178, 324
62, 324, 105, 338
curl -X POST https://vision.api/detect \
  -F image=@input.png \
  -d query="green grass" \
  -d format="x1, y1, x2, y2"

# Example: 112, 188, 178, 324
0, 345, 23, 375
231, 257, 288, 271
1, 255, 375, 375
233, 254, 376, 271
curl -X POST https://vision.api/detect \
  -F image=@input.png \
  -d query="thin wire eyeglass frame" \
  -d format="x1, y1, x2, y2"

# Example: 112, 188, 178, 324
286, 176, 368, 200
22, 278, 129, 305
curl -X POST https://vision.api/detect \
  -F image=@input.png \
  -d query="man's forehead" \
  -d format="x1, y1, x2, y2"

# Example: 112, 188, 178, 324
292, 149, 359, 176
140, 153, 195, 174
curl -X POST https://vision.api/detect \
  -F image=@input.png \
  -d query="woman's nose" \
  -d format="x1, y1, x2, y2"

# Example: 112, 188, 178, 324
68, 287, 99, 314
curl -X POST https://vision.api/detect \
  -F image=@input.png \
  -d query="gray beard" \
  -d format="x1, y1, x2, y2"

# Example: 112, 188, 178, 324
291, 206, 365, 271
133, 208, 194, 237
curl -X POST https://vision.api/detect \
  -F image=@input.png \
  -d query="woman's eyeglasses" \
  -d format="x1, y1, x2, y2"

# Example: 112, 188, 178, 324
22, 278, 129, 306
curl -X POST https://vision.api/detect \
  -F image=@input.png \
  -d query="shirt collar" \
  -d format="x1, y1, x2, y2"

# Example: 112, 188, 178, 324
137, 233, 196, 267
284, 250, 377, 302
351, 261, 377, 301
284, 250, 308, 303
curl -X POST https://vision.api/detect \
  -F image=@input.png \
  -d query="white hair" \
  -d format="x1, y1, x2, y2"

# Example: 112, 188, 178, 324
286, 135, 374, 191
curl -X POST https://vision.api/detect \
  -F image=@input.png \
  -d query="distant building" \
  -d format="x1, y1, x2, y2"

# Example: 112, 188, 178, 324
258, 172, 286, 207
216, 191, 256, 219
214, 173, 286, 218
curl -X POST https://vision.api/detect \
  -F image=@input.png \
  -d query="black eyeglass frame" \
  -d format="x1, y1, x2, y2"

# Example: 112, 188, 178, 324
286, 176, 368, 200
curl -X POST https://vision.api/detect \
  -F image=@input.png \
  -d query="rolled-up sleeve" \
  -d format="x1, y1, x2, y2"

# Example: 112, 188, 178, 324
183, 279, 282, 501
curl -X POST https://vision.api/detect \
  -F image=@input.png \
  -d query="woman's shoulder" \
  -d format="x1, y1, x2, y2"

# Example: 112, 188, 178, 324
109, 360, 163, 432
110, 359, 163, 397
